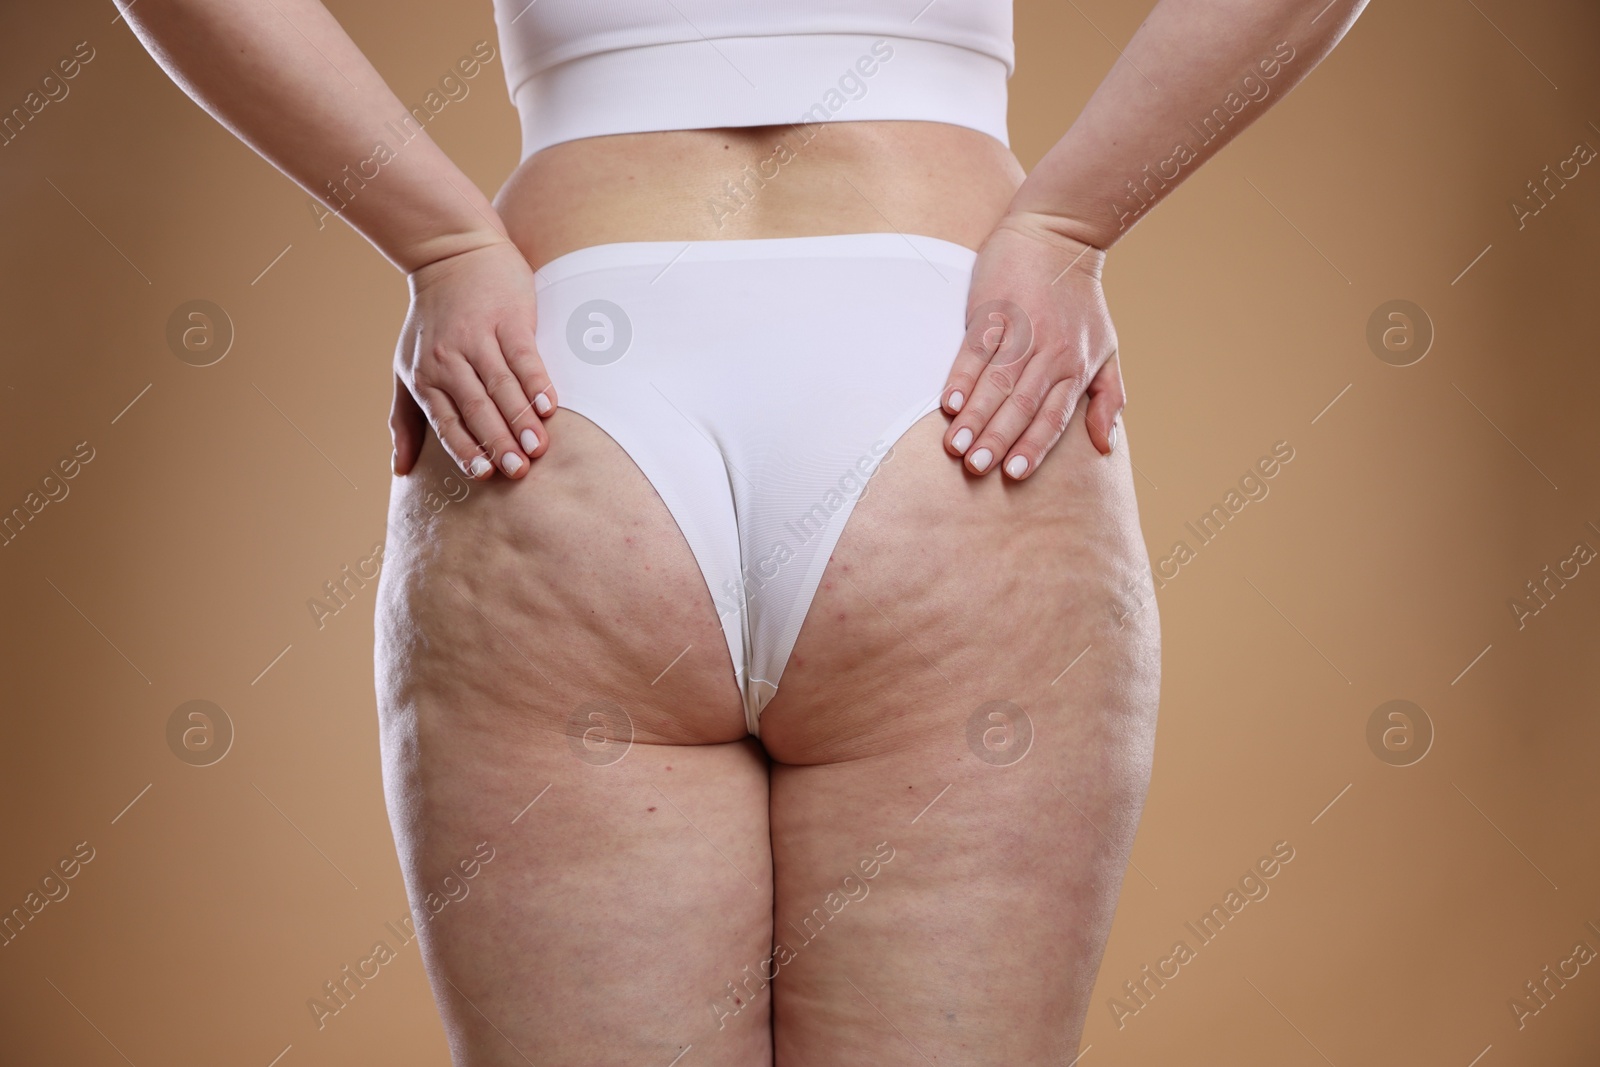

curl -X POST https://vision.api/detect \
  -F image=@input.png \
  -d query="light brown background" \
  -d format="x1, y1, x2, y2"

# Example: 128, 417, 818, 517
3, 0, 1599, 1063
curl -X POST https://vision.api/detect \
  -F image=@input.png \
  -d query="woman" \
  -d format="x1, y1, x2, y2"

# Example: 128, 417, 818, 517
126, 0, 1365, 1061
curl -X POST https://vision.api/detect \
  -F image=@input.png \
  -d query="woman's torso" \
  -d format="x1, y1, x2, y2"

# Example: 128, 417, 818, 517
486, 0, 1025, 267
493, 120, 1027, 274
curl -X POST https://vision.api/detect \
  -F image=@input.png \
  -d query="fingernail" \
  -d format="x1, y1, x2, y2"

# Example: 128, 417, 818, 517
390, 450, 399, 475
948, 390, 964, 412
502, 452, 523, 475
952, 427, 973, 453
468, 456, 491, 477
1109, 422, 1119, 453
970, 447, 993, 473
1005, 454, 1028, 478
534, 392, 553, 416
520, 428, 538, 453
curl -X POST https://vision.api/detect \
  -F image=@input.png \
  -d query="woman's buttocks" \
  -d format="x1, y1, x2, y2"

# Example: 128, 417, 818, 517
492, 120, 1027, 273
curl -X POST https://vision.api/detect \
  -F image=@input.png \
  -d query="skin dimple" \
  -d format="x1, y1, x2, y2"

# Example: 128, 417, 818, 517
374, 416, 770, 1063
760, 402, 1158, 1062
379, 412, 747, 747
764, 400, 1152, 753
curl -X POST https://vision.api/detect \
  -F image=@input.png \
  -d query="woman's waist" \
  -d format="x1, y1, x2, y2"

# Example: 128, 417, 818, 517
492, 120, 1026, 274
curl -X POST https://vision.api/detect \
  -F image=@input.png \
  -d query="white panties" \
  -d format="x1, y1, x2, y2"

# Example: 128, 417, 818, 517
532, 232, 977, 736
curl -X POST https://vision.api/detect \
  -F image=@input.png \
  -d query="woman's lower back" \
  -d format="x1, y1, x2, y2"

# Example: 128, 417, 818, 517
493, 120, 1028, 271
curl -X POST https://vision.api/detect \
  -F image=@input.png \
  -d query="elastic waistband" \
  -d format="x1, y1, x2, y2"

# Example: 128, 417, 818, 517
512, 32, 1010, 159
531, 231, 979, 287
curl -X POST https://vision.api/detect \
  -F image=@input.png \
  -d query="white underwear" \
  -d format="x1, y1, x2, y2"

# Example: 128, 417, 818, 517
531, 232, 976, 736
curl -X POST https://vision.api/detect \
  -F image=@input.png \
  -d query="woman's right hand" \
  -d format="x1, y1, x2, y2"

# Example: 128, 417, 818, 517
389, 239, 557, 480
939, 214, 1123, 480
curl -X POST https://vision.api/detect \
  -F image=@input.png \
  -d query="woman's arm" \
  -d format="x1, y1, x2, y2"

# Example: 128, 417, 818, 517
941, 0, 1369, 479
1011, 0, 1369, 249
122, 0, 556, 479
121, 0, 506, 271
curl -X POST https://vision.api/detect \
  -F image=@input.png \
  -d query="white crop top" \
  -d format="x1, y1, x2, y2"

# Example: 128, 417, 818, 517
489, 0, 1014, 160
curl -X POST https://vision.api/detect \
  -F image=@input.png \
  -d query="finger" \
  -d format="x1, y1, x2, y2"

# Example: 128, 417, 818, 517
963, 361, 1063, 476
389, 371, 427, 476
998, 377, 1080, 480
445, 351, 526, 477
422, 359, 521, 480
1081, 353, 1126, 456
941, 297, 1034, 417
411, 382, 492, 478
464, 343, 539, 475
496, 319, 558, 436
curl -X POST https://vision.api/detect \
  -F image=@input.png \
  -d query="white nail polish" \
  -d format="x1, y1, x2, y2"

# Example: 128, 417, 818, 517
1109, 422, 1119, 452
952, 427, 973, 453
970, 447, 993, 473
520, 428, 538, 453
534, 392, 552, 415
503, 452, 523, 475
1005, 454, 1028, 478
468, 456, 491, 477
948, 390, 964, 412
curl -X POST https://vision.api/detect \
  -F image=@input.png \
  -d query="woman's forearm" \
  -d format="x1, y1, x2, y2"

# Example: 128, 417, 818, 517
1010, 0, 1369, 250
122, 0, 507, 273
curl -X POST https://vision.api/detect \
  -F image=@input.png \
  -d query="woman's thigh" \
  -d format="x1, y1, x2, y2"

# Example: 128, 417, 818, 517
759, 401, 1161, 1065
374, 412, 772, 1066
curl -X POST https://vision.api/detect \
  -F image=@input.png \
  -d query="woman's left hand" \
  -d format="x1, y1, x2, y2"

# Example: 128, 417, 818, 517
939, 213, 1124, 479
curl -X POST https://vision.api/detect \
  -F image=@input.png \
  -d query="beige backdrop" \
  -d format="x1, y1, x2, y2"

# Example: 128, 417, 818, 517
3, 0, 1599, 1063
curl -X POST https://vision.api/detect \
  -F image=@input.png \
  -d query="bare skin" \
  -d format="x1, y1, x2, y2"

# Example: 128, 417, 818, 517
375, 120, 1156, 1064
123, 0, 1367, 1060
495, 121, 1024, 271
378, 379, 1157, 1064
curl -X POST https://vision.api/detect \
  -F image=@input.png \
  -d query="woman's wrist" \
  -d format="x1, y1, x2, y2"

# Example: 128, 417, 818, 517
396, 224, 516, 276
988, 211, 1111, 280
